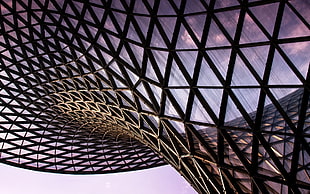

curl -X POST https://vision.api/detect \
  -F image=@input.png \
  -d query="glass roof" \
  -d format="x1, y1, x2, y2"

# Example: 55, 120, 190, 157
0, 0, 309, 193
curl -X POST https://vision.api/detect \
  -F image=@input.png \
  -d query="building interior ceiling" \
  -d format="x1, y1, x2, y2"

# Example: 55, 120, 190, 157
0, 0, 309, 193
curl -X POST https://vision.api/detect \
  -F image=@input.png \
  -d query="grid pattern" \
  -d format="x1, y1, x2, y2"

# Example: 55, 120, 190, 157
0, 0, 309, 193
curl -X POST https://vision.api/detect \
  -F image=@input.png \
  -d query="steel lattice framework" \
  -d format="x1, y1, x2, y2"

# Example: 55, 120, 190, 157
0, 0, 309, 193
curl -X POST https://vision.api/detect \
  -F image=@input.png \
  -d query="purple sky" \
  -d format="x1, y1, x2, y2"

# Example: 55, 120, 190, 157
0, 163, 197, 194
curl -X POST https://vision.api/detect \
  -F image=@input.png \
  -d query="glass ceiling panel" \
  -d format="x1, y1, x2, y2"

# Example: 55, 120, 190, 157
0, 0, 309, 193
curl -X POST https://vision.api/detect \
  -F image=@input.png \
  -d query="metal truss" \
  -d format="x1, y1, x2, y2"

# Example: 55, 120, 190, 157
0, 0, 309, 193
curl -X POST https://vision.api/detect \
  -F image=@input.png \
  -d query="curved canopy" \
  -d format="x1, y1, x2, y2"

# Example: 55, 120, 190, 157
0, 0, 309, 193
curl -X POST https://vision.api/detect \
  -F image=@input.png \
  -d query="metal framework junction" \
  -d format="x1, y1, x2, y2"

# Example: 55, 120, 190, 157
0, 0, 309, 193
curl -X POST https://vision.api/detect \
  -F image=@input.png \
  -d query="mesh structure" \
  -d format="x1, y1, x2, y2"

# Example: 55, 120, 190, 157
0, 0, 309, 193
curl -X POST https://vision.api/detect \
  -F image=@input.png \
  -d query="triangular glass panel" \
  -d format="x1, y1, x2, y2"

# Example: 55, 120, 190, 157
129, 43, 144, 67
79, 56, 92, 73
0, 76, 10, 87
65, 3, 75, 15
8, 31, 18, 43
136, 81, 150, 101
206, 49, 231, 79
169, 89, 190, 113
133, 1, 149, 14
119, 46, 133, 68
79, 34, 92, 49
270, 87, 301, 127
261, 92, 295, 134
141, 115, 158, 135
123, 110, 139, 126
29, 1, 39, 10
111, 0, 125, 10
95, 70, 112, 88
279, 5, 310, 39
91, 6, 105, 22
279, 42, 310, 79
145, 58, 160, 83
148, 83, 162, 105
198, 89, 223, 118
214, 0, 239, 9
161, 123, 179, 153
184, 0, 206, 14
0, 45, 5, 53
1, 57, 13, 67
168, 60, 189, 86
250, 2, 279, 35
125, 68, 139, 86
231, 55, 260, 86
67, 63, 81, 76
84, 9, 96, 25
104, 91, 118, 106
232, 88, 260, 117
158, 0, 176, 15
289, 0, 310, 25
112, 12, 126, 31
144, 132, 160, 151
215, 9, 240, 40
269, 50, 302, 85
134, 15, 150, 39
151, 50, 168, 76
240, 13, 268, 44
206, 19, 231, 47
164, 95, 180, 119
190, 96, 214, 124
240, 45, 269, 79
224, 95, 249, 127
84, 74, 99, 89
150, 26, 167, 48
33, 10, 43, 21
51, 12, 61, 23
176, 51, 197, 78
167, 121, 188, 151
3, 16, 14, 31
139, 97, 153, 113
88, 47, 100, 64
72, 1, 84, 15
109, 61, 123, 77
192, 124, 218, 154
176, 24, 197, 49
158, 17, 177, 42
185, 14, 207, 42
118, 92, 133, 108
0, 2, 11, 15
127, 22, 142, 43
136, 84, 154, 112
104, 15, 118, 34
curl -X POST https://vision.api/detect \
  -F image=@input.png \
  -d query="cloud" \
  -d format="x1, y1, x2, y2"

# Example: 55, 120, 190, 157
285, 41, 309, 56
181, 30, 195, 46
